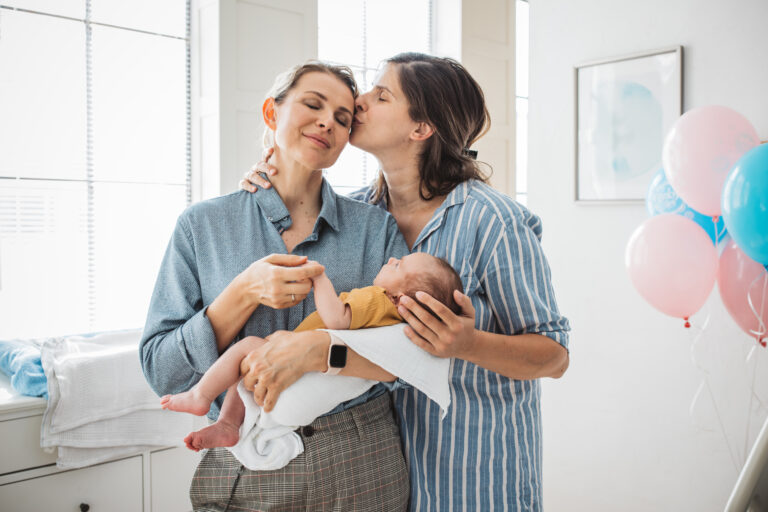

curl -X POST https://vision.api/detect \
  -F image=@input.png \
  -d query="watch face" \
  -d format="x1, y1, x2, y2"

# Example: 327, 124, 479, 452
329, 344, 348, 368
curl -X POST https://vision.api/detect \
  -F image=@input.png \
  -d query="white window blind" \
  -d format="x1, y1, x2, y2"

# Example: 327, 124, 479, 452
0, 1, 190, 338
317, 0, 433, 195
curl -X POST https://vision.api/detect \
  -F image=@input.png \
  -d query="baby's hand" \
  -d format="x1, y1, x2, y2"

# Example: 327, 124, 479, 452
298, 261, 325, 284
310, 270, 328, 284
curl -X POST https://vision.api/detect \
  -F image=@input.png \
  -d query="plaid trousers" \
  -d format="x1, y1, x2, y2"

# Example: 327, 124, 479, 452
189, 393, 409, 512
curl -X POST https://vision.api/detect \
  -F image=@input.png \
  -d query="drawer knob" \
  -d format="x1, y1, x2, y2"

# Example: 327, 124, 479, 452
80, 504, 90, 512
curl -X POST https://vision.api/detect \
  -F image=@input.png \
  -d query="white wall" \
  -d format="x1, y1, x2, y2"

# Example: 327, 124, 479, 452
434, 0, 518, 197
459, 0, 517, 196
530, 0, 768, 510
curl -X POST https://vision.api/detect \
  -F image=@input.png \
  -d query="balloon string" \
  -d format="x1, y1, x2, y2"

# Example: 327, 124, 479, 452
745, 349, 759, 465
746, 268, 768, 342
688, 310, 741, 473
712, 216, 720, 247
716, 219, 727, 241
705, 376, 741, 473
689, 309, 711, 373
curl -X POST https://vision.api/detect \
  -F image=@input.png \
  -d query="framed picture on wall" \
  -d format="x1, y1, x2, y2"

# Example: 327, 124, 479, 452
574, 46, 683, 203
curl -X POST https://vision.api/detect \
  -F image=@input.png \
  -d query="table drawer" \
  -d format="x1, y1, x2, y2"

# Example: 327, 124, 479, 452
0, 455, 143, 511
0, 414, 57, 475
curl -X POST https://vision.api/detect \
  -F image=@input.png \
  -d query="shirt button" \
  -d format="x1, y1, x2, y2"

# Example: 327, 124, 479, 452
302, 425, 315, 437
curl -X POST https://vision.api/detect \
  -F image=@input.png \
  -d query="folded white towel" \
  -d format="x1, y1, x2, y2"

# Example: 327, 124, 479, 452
40, 329, 195, 468
41, 330, 159, 433
56, 445, 159, 469
41, 408, 193, 448
229, 324, 450, 471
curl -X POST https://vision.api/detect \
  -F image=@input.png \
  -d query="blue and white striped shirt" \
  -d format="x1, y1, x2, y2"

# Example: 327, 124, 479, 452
352, 180, 570, 511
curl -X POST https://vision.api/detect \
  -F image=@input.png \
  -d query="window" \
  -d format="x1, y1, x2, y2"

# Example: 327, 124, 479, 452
515, 0, 529, 206
317, 0, 432, 196
0, 1, 190, 338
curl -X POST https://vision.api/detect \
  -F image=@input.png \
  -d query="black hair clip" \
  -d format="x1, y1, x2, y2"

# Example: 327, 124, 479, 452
462, 148, 478, 160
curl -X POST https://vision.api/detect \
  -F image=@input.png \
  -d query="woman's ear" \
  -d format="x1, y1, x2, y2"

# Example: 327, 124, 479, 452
262, 98, 277, 129
410, 122, 434, 142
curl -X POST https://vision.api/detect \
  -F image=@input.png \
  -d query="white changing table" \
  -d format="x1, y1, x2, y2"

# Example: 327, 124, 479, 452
0, 374, 200, 511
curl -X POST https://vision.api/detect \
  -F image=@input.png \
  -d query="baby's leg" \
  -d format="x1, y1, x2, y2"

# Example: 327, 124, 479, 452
184, 383, 244, 451
160, 336, 266, 415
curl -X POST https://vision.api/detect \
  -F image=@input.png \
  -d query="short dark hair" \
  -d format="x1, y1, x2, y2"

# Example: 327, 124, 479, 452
371, 52, 491, 204
403, 257, 464, 319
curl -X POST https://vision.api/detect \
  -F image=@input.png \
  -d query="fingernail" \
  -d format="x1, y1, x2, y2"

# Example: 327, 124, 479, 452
415, 291, 425, 300
400, 296, 410, 304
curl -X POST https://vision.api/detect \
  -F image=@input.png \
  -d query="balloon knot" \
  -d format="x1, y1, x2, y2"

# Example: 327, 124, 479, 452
760, 338, 767, 348
712, 215, 719, 223
684, 318, 691, 328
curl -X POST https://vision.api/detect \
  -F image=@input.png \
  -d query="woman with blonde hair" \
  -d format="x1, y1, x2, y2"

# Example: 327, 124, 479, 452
141, 62, 410, 510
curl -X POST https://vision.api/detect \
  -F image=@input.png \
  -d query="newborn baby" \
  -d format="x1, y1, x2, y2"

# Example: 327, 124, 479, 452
161, 252, 463, 458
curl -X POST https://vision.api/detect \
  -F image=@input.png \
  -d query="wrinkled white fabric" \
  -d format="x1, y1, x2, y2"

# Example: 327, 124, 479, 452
40, 329, 194, 468
229, 325, 450, 470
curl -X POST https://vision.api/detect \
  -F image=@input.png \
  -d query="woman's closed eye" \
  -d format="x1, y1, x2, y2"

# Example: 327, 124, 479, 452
305, 102, 350, 128
335, 115, 350, 127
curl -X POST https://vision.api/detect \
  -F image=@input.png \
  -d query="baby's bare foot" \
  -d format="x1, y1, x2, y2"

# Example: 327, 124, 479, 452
184, 421, 240, 451
160, 388, 211, 416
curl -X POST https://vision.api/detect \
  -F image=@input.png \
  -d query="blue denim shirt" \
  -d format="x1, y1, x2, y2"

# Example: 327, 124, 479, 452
140, 179, 409, 419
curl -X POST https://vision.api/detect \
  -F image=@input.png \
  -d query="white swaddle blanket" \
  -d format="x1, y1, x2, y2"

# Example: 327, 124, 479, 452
229, 324, 450, 470
40, 329, 196, 468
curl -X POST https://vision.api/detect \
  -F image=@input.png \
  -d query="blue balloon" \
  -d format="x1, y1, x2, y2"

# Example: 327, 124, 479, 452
646, 168, 726, 245
722, 144, 768, 265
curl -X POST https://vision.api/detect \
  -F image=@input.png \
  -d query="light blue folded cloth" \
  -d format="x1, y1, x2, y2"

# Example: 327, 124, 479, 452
0, 339, 48, 398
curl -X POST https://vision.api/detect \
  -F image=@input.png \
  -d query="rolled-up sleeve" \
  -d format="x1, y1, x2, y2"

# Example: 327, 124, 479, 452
139, 215, 220, 396
481, 215, 571, 351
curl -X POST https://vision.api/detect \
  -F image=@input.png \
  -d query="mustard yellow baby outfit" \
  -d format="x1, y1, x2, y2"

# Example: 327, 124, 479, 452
294, 286, 403, 332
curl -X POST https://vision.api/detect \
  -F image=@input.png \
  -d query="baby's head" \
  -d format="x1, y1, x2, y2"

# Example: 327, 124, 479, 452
373, 253, 464, 316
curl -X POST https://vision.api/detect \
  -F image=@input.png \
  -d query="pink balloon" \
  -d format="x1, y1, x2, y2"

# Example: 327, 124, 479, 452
626, 214, 718, 321
718, 239, 768, 343
662, 105, 759, 216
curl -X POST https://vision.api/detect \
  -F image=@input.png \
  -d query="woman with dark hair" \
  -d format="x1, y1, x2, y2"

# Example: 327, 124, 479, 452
241, 53, 571, 511
141, 62, 411, 511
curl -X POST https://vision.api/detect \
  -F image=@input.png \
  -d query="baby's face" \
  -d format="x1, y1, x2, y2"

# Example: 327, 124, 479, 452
373, 253, 437, 296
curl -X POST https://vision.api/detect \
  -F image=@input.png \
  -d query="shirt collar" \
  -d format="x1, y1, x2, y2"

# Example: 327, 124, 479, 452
252, 174, 340, 233
252, 175, 291, 228
440, 180, 470, 210
411, 181, 471, 249
317, 178, 340, 232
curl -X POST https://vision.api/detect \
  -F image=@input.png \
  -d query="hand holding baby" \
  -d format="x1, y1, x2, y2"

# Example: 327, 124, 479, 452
239, 254, 324, 309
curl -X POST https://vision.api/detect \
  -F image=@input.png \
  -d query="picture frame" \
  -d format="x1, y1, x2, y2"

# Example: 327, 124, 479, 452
574, 46, 683, 203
